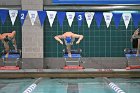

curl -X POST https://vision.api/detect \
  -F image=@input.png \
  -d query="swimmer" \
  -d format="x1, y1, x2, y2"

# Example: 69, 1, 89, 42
54, 32, 83, 57
0, 31, 17, 58
131, 28, 140, 56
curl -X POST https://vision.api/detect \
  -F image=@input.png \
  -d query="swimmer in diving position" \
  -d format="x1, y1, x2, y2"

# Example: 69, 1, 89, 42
131, 28, 140, 56
54, 32, 83, 57
0, 31, 17, 58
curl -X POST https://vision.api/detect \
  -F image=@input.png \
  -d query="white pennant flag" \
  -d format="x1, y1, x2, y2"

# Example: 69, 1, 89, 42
28, 11, 38, 25
103, 12, 113, 28
122, 13, 131, 29
9, 10, 18, 25
85, 12, 94, 28
46, 11, 57, 27
66, 12, 75, 27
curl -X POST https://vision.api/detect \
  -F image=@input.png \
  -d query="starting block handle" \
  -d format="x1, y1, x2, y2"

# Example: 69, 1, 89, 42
1, 49, 21, 55
124, 48, 139, 54
64, 54, 81, 58
1, 49, 22, 58
63, 49, 82, 54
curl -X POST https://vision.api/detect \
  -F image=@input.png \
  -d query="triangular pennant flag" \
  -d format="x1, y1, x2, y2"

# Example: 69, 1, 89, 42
76, 12, 84, 28
9, 10, 18, 25
131, 13, 140, 28
0, 9, 8, 25
28, 11, 38, 25
38, 11, 46, 26
122, 13, 131, 29
46, 11, 57, 27
85, 12, 94, 28
57, 12, 66, 27
113, 13, 122, 29
103, 12, 113, 28
66, 12, 75, 27
94, 12, 103, 28
18, 10, 28, 26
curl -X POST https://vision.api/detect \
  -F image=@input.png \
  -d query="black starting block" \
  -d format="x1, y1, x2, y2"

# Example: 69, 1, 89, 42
63, 49, 84, 69
0, 49, 22, 70
124, 48, 140, 70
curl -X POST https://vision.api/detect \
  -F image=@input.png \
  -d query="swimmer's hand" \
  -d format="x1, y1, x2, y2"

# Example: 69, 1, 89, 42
5, 53, 9, 58
68, 53, 72, 58
76, 40, 80, 44
59, 41, 63, 45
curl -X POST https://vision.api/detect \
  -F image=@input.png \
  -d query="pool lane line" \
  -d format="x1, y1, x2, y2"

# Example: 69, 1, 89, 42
23, 77, 43, 93
67, 83, 79, 93
103, 77, 126, 93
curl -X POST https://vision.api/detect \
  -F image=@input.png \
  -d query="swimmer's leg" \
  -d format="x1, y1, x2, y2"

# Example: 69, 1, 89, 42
12, 37, 17, 51
3, 41, 9, 58
136, 39, 140, 56
66, 45, 71, 57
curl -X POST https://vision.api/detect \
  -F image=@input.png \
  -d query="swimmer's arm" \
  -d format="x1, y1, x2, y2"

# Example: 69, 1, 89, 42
0, 35, 4, 40
8, 31, 16, 38
131, 29, 140, 40
74, 34, 83, 44
54, 35, 64, 44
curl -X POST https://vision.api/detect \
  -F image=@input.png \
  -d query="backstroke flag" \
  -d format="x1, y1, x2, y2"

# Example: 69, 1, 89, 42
46, 11, 57, 27
0, 9, 8, 25
131, 13, 140, 28
28, 11, 38, 25
113, 13, 122, 29
122, 13, 131, 29
85, 12, 94, 28
57, 12, 66, 27
18, 10, 28, 26
103, 12, 113, 28
38, 11, 46, 26
76, 12, 84, 28
66, 12, 75, 27
94, 12, 103, 28
9, 10, 18, 25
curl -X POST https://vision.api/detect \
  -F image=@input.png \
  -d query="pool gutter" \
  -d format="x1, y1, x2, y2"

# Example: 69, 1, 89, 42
0, 69, 140, 78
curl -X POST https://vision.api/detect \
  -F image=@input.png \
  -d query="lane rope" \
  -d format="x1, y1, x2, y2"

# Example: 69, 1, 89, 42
104, 77, 126, 93
23, 77, 43, 93
109, 82, 125, 93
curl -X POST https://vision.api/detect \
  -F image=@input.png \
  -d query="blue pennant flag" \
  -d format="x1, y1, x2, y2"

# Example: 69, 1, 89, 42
113, 13, 122, 29
0, 9, 8, 25
18, 10, 28, 26
131, 13, 140, 28
76, 12, 84, 28
57, 12, 66, 27
38, 11, 46, 26
94, 12, 103, 28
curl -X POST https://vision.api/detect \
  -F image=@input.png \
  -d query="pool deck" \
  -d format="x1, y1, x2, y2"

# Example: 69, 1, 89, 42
0, 69, 140, 78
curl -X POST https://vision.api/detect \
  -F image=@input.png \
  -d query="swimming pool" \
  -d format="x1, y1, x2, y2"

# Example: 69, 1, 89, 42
0, 78, 140, 93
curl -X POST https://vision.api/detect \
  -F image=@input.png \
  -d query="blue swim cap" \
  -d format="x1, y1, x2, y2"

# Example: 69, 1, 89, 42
65, 37, 72, 43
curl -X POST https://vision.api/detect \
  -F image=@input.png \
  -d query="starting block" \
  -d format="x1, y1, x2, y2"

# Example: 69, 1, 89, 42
63, 65, 84, 69
1, 49, 21, 70
63, 49, 84, 69
0, 66, 19, 70
124, 48, 140, 70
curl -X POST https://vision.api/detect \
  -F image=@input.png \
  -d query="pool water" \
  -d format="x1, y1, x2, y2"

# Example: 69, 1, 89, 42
0, 78, 140, 93
0, 79, 34, 93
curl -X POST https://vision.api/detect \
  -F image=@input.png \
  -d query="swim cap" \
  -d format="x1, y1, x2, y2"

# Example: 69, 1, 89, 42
65, 37, 72, 43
